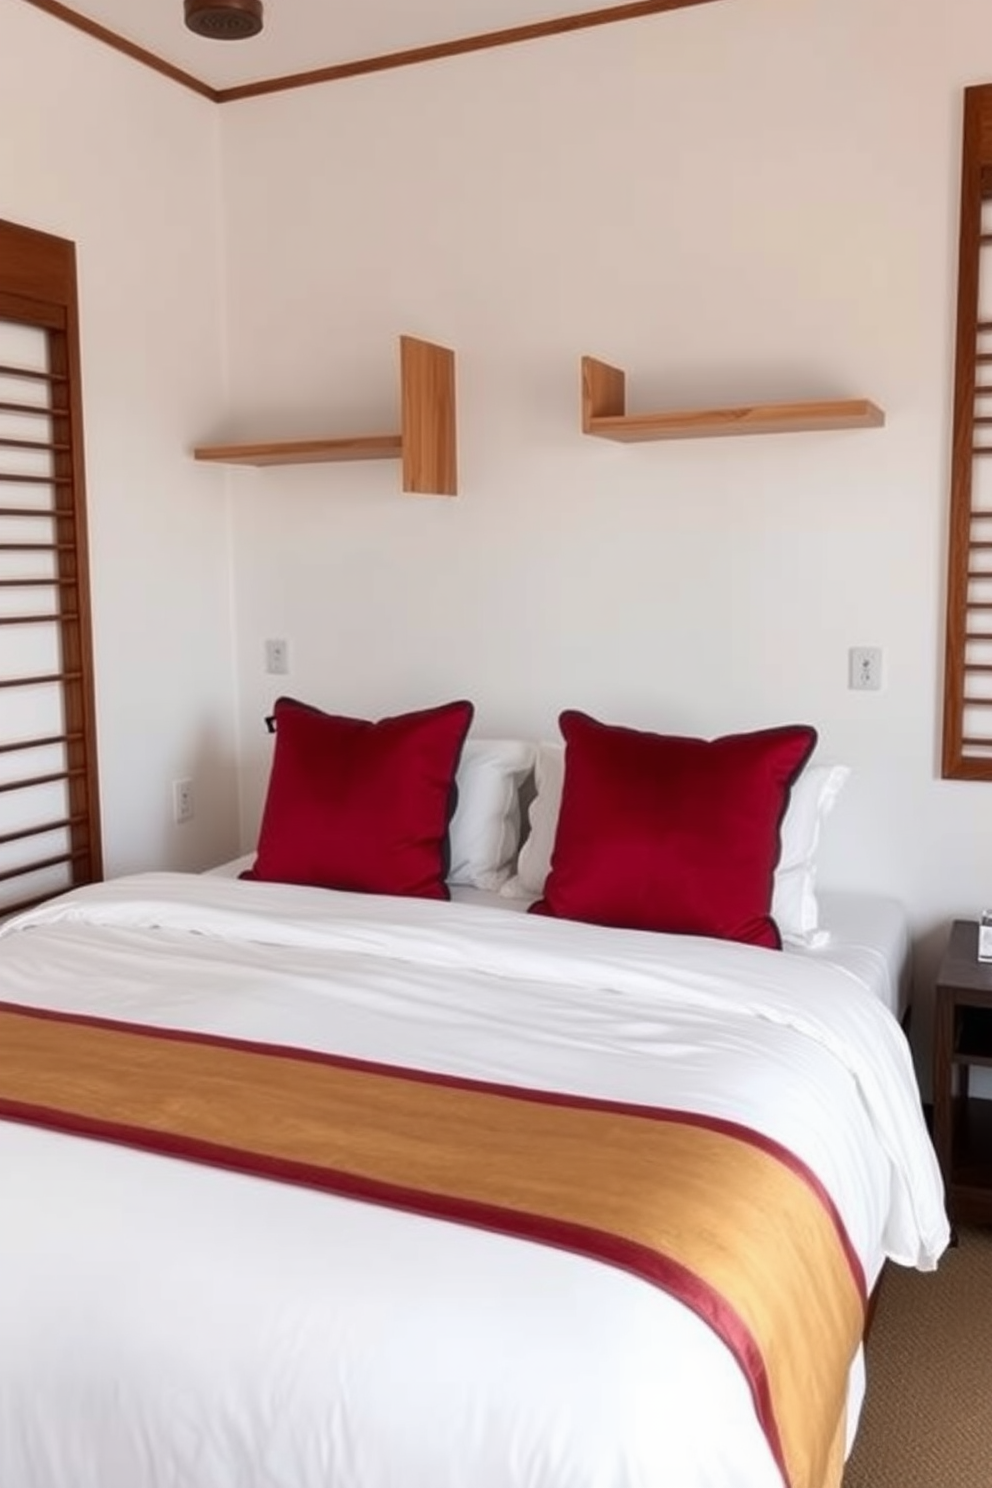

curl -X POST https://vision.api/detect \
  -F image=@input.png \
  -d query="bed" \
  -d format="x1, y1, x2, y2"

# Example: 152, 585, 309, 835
0, 703, 949, 1488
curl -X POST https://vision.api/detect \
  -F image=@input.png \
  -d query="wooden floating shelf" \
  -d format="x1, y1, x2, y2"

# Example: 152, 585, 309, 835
193, 336, 457, 495
581, 356, 885, 442
195, 435, 402, 467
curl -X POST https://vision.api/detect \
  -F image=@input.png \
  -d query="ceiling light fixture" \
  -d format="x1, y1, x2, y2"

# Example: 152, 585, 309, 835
184, 0, 264, 40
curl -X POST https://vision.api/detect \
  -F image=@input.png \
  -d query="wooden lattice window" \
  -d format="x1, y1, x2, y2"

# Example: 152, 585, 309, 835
943, 86, 992, 777
0, 218, 101, 910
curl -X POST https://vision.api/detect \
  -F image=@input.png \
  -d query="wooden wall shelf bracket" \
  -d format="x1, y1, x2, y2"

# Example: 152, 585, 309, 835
193, 335, 457, 495
580, 355, 885, 441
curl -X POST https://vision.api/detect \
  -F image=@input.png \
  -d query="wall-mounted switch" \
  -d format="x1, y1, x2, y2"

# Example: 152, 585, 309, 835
849, 646, 883, 691
265, 638, 289, 675
173, 778, 194, 824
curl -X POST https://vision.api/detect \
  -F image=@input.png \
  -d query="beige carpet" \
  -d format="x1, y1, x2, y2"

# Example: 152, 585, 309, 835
843, 1227, 992, 1487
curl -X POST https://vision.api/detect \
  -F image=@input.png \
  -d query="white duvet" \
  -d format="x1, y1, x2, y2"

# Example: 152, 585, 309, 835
0, 873, 949, 1488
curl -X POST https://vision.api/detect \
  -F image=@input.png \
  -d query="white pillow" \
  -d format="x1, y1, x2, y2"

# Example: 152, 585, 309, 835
447, 739, 537, 890
503, 742, 848, 947
502, 741, 565, 900
773, 762, 850, 946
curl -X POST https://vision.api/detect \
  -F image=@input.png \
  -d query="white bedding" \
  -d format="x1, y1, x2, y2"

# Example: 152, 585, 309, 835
449, 884, 913, 1020
215, 860, 914, 1022
0, 873, 948, 1488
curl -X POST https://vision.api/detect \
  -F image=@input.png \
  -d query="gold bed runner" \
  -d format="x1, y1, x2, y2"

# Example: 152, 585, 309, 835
0, 1001, 865, 1488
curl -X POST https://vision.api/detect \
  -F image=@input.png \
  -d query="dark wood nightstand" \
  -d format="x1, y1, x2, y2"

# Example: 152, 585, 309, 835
933, 919, 992, 1224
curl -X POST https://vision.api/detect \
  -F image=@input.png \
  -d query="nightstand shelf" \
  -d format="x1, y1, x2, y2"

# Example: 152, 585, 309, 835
955, 1006, 992, 1063
933, 919, 992, 1223
945, 1097, 992, 1191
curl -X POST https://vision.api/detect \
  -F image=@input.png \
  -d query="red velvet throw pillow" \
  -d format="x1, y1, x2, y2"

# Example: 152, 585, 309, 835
245, 697, 474, 899
530, 712, 817, 948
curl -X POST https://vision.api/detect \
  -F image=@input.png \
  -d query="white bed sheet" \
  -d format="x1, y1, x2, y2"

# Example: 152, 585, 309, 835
0, 872, 947, 1488
809, 891, 911, 1021
450, 883, 912, 1018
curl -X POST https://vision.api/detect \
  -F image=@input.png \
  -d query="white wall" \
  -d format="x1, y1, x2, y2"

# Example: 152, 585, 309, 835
215, 0, 992, 1059
0, 0, 240, 873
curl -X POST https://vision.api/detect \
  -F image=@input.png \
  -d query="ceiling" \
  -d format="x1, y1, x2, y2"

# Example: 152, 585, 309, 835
22, 0, 706, 97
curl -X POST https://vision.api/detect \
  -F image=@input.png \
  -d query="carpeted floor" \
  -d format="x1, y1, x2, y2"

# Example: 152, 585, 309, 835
843, 1226, 992, 1487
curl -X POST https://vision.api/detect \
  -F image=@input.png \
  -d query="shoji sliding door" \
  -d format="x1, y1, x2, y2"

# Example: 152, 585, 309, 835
0, 218, 101, 912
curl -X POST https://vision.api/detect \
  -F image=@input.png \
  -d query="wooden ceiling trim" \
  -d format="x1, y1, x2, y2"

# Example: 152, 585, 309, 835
18, 0, 722, 105
20, 0, 219, 99
217, 0, 723, 103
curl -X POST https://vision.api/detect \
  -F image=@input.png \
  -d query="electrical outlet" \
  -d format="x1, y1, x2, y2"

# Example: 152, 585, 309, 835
849, 646, 883, 692
173, 778, 194, 824
265, 637, 289, 675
